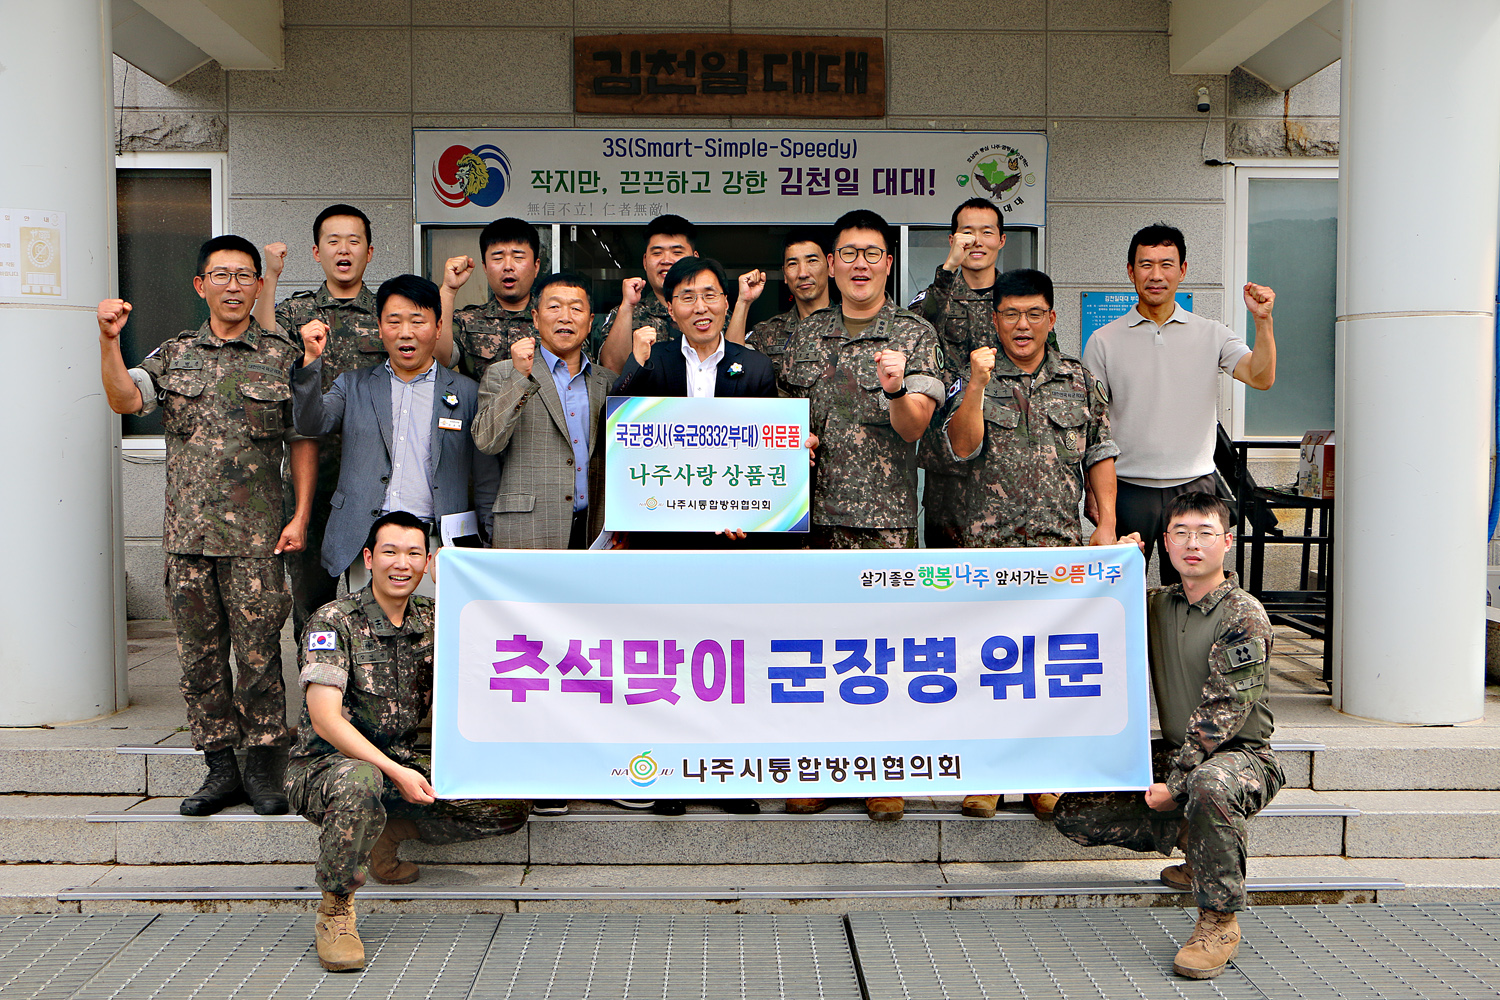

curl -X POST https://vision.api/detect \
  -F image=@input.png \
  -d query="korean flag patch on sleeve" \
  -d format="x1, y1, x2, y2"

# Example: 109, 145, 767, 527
307, 631, 338, 652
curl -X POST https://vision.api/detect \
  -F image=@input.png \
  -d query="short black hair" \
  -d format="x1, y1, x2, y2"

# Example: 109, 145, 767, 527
1163, 491, 1233, 535
950, 197, 1003, 234
782, 228, 831, 256
646, 214, 697, 250
364, 510, 430, 555
197, 235, 261, 276
831, 209, 894, 252
1128, 223, 1187, 268
531, 271, 593, 312
479, 217, 540, 259
314, 204, 372, 245
376, 274, 442, 321
663, 257, 728, 300
993, 268, 1054, 310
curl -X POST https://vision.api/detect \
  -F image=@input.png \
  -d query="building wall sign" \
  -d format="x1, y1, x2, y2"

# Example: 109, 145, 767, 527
416, 129, 1047, 227
575, 34, 885, 117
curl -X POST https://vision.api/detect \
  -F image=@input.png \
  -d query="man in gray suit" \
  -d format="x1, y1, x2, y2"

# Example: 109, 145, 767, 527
292, 274, 497, 589
471, 272, 616, 551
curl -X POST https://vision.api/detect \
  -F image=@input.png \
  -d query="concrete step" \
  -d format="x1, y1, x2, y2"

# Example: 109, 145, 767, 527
0, 790, 1358, 865
4, 858, 1405, 915
1, 739, 1324, 797
1339, 791, 1500, 858
1286, 726, 1500, 791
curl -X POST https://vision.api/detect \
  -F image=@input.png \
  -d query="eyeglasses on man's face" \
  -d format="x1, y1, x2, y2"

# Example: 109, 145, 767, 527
673, 290, 723, 307
201, 269, 259, 286
998, 308, 1051, 323
834, 245, 888, 264
1166, 528, 1224, 545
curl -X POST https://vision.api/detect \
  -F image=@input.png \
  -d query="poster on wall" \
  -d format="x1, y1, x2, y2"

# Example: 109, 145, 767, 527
414, 129, 1047, 228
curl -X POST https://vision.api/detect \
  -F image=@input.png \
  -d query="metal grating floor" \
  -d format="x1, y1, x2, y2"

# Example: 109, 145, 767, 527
0, 914, 155, 1000
468, 913, 864, 1000
62, 913, 500, 999
4, 905, 1500, 999
849, 908, 1265, 999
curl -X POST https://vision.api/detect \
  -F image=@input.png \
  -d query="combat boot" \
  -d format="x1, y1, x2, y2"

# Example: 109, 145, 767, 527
1173, 908, 1240, 979
961, 795, 999, 818
241, 747, 288, 815
370, 818, 420, 885
180, 748, 247, 816
1160, 859, 1193, 891
315, 891, 365, 972
866, 796, 904, 821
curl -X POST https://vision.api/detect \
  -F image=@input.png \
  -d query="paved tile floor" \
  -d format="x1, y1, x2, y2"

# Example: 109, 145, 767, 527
3, 904, 1498, 999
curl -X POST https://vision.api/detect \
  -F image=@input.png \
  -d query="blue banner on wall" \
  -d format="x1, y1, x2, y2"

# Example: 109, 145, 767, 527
432, 545, 1151, 799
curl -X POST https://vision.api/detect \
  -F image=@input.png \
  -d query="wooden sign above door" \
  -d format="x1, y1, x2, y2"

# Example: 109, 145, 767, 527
575, 34, 886, 118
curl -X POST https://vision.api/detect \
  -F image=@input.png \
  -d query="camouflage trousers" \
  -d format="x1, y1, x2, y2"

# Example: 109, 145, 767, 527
165, 554, 291, 752
811, 525, 918, 549
1053, 740, 1283, 912
285, 751, 530, 894
286, 490, 338, 643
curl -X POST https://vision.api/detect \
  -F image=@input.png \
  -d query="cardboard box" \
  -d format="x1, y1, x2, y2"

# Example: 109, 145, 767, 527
1297, 430, 1335, 498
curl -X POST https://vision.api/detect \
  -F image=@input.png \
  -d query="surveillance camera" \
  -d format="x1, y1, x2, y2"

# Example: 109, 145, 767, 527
1196, 86, 1211, 113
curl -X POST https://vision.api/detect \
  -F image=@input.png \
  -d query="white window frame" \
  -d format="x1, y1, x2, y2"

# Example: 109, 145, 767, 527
115, 151, 228, 452
1227, 158, 1339, 444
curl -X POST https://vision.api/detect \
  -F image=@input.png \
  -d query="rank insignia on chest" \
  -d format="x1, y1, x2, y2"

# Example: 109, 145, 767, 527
442, 392, 459, 408
307, 631, 338, 652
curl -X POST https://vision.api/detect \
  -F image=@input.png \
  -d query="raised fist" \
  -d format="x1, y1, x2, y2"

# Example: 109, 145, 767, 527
97, 299, 132, 340
263, 243, 288, 279
968, 346, 996, 388
738, 269, 767, 305
622, 277, 647, 307
300, 318, 329, 366
444, 255, 475, 291
633, 326, 658, 367
511, 335, 536, 378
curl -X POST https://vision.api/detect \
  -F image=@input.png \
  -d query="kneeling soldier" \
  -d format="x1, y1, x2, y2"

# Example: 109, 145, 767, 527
1054, 493, 1282, 980
284, 511, 529, 972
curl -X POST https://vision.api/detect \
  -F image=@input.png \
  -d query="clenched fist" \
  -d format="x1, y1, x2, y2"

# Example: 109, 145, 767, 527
262, 243, 288, 280
738, 269, 766, 305
300, 319, 329, 367
633, 326, 658, 367
873, 349, 907, 394
621, 277, 647, 307
945, 232, 976, 270
968, 346, 996, 389
443, 255, 475, 292
511, 335, 537, 379
97, 299, 133, 340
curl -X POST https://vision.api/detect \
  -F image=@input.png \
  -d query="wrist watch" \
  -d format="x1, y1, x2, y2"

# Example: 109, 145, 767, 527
882, 384, 908, 400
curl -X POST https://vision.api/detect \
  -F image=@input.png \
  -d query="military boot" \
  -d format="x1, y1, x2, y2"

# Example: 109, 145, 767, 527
241, 747, 288, 815
370, 818, 420, 885
180, 748, 247, 816
315, 891, 365, 972
961, 795, 999, 818
1160, 859, 1194, 891
1173, 908, 1241, 979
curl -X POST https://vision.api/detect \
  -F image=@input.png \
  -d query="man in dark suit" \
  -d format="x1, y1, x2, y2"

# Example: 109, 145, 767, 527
611, 257, 777, 400
471, 272, 616, 551
292, 274, 497, 591
610, 256, 775, 818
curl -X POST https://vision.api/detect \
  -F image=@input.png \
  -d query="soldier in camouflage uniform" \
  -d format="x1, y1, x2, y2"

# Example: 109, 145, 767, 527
255, 205, 386, 636
934, 269, 1119, 549
725, 228, 833, 380
98, 236, 316, 818
776, 210, 944, 823
936, 269, 1119, 822
595, 214, 699, 372
284, 512, 528, 972
437, 217, 543, 382
1054, 493, 1282, 981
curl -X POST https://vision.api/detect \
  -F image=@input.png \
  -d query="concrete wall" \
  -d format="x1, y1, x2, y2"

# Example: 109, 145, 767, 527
113, 0, 1342, 616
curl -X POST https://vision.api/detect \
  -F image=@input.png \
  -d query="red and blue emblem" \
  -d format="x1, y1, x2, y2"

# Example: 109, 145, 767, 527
432, 143, 511, 208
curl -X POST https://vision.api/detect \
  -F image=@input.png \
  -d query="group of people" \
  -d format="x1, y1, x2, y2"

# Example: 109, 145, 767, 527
96, 199, 1281, 979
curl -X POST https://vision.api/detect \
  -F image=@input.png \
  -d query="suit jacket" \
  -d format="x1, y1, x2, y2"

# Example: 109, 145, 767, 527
609, 335, 778, 398
610, 335, 780, 550
292, 358, 498, 575
470, 356, 617, 549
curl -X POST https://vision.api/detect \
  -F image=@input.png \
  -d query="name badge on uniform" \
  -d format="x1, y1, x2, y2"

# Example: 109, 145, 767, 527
438, 417, 463, 431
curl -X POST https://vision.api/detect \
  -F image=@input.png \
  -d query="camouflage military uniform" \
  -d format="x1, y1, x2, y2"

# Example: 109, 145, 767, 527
452, 292, 538, 382
132, 318, 301, 751
777, 302, 945, 540
284, 587, 528, 894
276, 284, 385, 633
593, 291, 673, 359
1054, 574, 1282, 912
745, 308, 802, 381
928, 345, 1118, 548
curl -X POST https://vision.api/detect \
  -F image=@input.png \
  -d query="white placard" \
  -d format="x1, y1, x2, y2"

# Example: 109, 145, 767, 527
0, 209, 66, 301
